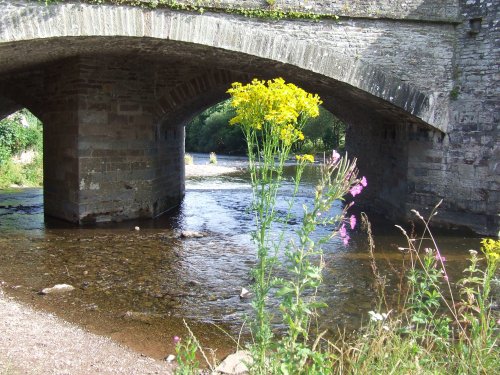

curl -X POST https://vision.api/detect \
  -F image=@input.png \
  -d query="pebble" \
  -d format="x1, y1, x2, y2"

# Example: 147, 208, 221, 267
215, 351, 251, 375
239, 288, 252, 299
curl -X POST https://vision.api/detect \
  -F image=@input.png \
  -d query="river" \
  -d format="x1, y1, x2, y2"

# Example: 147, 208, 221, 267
0, 153, 486, 361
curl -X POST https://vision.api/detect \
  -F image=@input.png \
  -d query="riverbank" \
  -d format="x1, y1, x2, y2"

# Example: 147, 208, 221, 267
185, 164, 243, 177
0, 287, 172, 375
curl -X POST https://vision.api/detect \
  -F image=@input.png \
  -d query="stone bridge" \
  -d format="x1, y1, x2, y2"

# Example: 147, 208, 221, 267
0, 0, 498, 235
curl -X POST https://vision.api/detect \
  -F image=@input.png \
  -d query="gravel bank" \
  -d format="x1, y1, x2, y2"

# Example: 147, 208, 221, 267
0, 288, 172, 375
185, 164, 243, 177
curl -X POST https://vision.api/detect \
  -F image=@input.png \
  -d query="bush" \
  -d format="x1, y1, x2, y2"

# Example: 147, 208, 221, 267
0, 109, 43, 187
185, 101, 246, 155
0, 109, 42, 162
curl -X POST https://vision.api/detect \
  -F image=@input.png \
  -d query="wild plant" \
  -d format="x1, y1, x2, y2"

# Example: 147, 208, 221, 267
338, 206, 499, 374
173, 319, 216, 375
454, 238, 500, 372
274, 154, 361, 374
173, 334, 199, 375
184, 153, 194, 165
227, 78, 365, 374
209, 152, 217, 165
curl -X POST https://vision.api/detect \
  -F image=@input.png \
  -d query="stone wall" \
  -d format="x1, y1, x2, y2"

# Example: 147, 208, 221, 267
445, 0, 499, 233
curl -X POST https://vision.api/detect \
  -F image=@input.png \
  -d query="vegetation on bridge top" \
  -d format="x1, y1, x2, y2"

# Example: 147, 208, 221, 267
37, 0, 339, 21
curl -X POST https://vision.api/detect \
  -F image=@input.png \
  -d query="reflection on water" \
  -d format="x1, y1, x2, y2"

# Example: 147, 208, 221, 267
0, 156, 486, 360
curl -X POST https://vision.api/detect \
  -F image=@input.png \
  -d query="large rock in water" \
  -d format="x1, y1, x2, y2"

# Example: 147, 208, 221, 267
39, 284, 75, 295
180, 230, 205, 238
215, 351, 252, 375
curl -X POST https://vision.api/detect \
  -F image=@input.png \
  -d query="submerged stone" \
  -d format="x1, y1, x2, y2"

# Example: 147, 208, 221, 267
180, 230, 206, 238
39, 284, 75, 295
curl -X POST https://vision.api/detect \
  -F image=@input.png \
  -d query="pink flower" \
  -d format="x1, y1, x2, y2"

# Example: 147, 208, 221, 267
173, 336, 181, 344
339, 224, 347, 238
350, 215, 356, 230
331, 150, 340, 164
350, 184, 363, 197
360, 176, 367, 187
435, 253, 446, 262
342, 234, 350, 246
339, 224, 350, 246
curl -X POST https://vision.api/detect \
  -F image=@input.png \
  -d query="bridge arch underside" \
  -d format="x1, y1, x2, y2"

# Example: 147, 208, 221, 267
0, 36, 480, 231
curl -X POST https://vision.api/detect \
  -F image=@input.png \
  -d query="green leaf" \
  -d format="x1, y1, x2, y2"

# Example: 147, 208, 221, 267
276, 286, 295, 296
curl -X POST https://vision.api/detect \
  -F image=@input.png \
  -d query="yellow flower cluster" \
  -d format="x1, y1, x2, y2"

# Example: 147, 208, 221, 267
296, 154, 315, 163
481, 238, 500, 263
227, 78, 322, 145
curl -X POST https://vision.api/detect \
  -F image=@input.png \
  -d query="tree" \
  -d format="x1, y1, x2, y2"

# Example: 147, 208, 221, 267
185, 100, 247, 154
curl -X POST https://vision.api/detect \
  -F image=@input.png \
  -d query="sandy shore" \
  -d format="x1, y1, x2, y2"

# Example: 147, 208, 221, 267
0, 288, 173, 375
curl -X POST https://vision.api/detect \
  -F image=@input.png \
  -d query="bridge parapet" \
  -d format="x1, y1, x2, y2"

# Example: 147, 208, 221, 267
104, 0, 461, 23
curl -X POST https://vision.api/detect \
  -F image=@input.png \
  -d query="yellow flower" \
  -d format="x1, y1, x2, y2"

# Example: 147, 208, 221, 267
227, 78, 322, 146
296, 154, 315, 163
481, 238, 500, 263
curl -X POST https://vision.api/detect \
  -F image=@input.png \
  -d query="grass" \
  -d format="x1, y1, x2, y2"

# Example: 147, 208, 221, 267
328, 207, 500, 375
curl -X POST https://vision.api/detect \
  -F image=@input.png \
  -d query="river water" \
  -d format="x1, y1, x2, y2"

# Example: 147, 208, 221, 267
0, 154, 486, 360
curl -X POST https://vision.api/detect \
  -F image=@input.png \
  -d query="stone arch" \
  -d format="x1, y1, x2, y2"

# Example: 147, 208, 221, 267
155, 69, 248, 127
0, 1, 447, 132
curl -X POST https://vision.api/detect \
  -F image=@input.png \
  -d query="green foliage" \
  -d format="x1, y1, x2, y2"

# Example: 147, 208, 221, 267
338, 210, 500, 375
173, 320, 217, 374
0, 153, 43, 188
456, 239, 499, 353
299, 107, 345, 153
0, 109, 42, 164
186, 101, 345, 156
174, 335, 199, 375
450, 86, 460, 100
406, 248, 451, 347
0, 109, 43, 187
275, 155, 360, 374
185, 100, 246, 154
